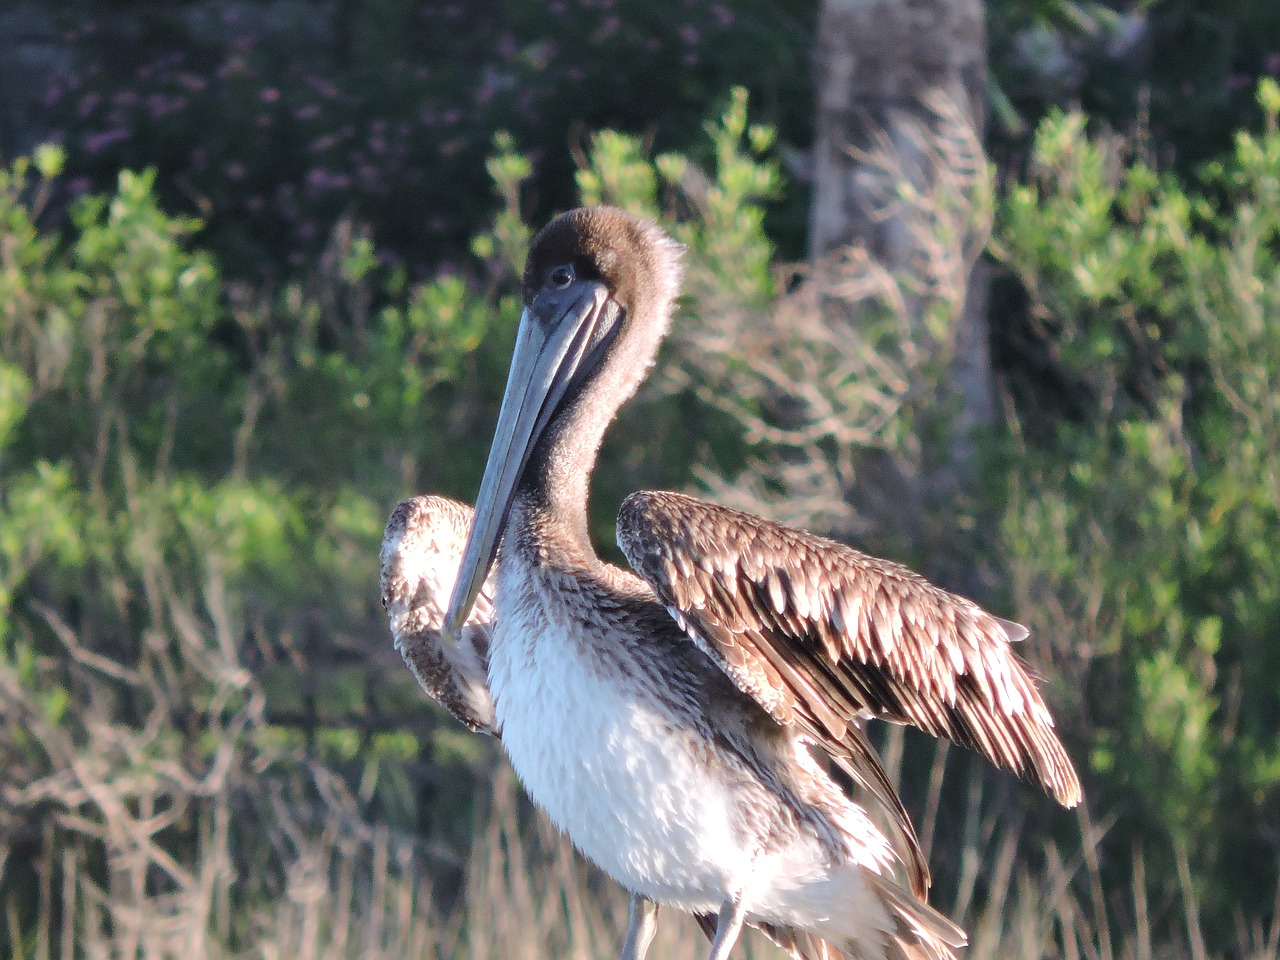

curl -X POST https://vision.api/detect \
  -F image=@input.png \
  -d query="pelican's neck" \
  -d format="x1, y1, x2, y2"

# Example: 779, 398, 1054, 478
512, 369, 617, 570
514, 306, 667, 570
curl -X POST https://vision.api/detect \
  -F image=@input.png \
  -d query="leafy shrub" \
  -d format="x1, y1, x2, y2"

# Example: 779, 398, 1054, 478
0, 91, 785, 955
993, 79, 1280, 932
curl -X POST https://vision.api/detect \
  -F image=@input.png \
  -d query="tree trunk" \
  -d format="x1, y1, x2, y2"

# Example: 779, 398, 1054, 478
810, 0, 986, 260
808, 0, 994, 568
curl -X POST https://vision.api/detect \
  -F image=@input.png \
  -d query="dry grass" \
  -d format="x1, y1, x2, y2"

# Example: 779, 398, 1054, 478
6, 709, 1277, 960
0, 514, 1271, 960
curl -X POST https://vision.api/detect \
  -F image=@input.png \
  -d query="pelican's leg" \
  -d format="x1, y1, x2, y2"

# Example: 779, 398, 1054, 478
705, 898, 747, 960
620, 894, 658, 960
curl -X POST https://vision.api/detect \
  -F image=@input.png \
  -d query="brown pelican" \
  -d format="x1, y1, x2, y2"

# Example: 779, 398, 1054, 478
408, 207, 1080, 960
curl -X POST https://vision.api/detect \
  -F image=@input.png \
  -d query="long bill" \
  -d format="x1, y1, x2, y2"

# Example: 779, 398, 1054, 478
441, 281, 610, 643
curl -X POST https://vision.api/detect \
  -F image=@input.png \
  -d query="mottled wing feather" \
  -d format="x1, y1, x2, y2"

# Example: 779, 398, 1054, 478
381, 496, 499, 735
618, 490, 1081, 808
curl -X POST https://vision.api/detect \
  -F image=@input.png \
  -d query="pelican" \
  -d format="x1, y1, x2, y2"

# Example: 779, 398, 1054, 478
393, 207, 1080, 960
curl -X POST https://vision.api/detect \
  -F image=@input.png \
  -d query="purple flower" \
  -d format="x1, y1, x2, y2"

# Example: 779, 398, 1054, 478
147, 93, 186, 118
261, 87, 280, 103
179, 73, 207, 92
84, 128, 130, 153
711, 4, 734, 27
305, 168, 351, 192
306, 75, 340, 99
295, 104, 321, 120
225, 162, 247, 181
680, 25, 700, 46
77, 92, 102, 118
66, 177, 91, 195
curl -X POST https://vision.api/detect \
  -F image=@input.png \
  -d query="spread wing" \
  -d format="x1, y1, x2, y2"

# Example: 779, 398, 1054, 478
381, 496, 498, 735
618, 490, 1081, 808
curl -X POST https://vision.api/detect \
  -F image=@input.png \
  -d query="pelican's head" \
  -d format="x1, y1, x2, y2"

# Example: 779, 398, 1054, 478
442, 207, 684, 641
520, 206, 684, 341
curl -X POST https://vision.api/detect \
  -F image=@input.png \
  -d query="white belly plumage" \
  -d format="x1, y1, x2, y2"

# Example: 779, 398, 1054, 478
486, 571, 896, 939
489, 604, 752, 912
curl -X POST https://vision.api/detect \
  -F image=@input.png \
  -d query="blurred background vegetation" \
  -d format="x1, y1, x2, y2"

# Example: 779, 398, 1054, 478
0, 1, 1278, 958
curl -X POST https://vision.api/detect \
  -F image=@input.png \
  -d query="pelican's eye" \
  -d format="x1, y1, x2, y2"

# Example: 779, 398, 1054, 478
549, 264, 574, 288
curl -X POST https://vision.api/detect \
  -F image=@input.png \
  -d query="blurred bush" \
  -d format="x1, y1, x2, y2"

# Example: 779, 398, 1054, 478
40, 0, 814, 276
993, 78, 1280, 934
0, 93, 783, 956
25, 0, 1280, 284
3, 68, 1280, 956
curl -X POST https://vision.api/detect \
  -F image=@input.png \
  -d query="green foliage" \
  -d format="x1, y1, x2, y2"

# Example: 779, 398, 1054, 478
5, 52, 1280, 953
995, 80, 1280, 928
0, 96, 785, 952
0, 146, 501, 953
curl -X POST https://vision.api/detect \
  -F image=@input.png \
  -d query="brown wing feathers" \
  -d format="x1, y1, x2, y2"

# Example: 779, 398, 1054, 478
618, 490, 1081, 809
